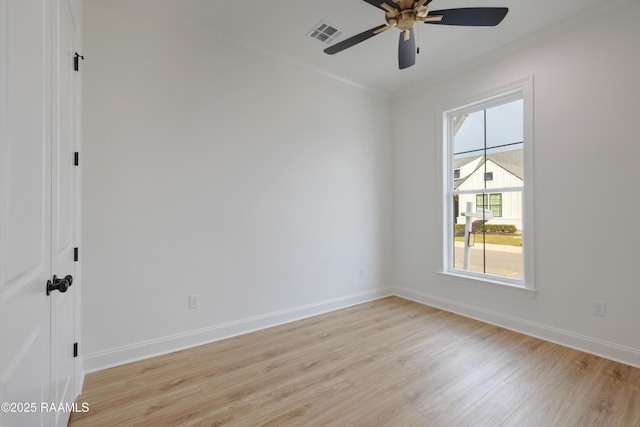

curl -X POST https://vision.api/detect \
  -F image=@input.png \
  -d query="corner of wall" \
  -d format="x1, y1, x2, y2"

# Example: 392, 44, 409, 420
392, 286, 640, 369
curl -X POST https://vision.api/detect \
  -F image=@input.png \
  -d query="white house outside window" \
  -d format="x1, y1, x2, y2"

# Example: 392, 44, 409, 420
442, 79, 534, 290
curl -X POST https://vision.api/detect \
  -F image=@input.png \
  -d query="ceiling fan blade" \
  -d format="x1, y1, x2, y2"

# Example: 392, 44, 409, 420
425, 7, 508, 26
324, 24, 389, 55
361, 0, 399, 11
398, 28, 416, 69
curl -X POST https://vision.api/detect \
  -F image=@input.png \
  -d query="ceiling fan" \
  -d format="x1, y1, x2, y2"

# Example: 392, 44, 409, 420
324, 0, 508, 69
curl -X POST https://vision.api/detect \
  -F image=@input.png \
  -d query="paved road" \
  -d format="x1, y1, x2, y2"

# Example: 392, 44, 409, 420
454, 241, 522, 279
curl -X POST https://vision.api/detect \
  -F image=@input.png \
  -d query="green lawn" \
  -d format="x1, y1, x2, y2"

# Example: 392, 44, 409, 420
455, 233, 522, 246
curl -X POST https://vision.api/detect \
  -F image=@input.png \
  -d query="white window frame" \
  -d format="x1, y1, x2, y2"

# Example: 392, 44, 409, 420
440, 77, 535, 292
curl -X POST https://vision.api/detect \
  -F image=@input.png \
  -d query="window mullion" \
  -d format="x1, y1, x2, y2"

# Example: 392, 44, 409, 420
453, 187, 523, 195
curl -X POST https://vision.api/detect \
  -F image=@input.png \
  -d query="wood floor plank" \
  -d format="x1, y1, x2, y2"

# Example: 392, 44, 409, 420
70, 297, 640, 427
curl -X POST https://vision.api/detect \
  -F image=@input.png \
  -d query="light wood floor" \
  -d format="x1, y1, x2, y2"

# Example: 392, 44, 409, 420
70, 297, 640, 426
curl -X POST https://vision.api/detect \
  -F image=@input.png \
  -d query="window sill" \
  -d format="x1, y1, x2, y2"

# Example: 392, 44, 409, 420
437, 271, 537, 298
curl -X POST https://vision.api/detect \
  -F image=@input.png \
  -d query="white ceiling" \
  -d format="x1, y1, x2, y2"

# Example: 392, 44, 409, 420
129, 0, 633, 95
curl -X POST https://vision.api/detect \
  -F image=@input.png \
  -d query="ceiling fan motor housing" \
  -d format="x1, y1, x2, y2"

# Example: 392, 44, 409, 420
384, 0, 428, 31
393, 11, 417, 30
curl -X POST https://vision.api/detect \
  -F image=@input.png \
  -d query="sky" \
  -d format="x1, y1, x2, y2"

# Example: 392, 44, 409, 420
454, 99, 523, 156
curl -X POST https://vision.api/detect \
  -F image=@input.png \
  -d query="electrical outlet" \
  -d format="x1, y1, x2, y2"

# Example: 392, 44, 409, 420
189, 294, 199, 309
592, 301, 606, 316
359, 269, 364, 279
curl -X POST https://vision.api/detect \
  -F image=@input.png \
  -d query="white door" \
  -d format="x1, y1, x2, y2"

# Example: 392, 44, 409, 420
50, 0, 77, 425
0, 1, 53, 427
1, 0, 78, 426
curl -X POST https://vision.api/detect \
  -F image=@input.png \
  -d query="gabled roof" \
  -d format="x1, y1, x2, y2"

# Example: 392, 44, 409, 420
453, 155, 482, 188
487, 149, 523, 180
454, 148, 523, 189
453, 156, 480, 170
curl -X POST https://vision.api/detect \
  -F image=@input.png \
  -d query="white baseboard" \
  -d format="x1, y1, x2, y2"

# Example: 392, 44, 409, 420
83, 288, 392, 373
83, 285, 640, 374
393, 285, 640, 369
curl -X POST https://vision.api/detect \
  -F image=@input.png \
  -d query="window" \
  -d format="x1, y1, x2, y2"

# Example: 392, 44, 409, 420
490, 193, 502, 218
476, 193, 502, 218
442, 79, 533, 289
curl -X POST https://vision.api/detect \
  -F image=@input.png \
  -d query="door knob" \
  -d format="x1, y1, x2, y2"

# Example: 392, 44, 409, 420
46, 275, 73, 296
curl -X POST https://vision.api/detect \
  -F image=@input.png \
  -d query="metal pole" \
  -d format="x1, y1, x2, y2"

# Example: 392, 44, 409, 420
463, 201, 473, 270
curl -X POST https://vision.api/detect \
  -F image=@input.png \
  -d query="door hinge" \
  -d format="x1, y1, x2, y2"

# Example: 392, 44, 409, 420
74, 247, 79, 262
74, 152, 79, 166
73, 342, 78, 358
74, 52, 84, 72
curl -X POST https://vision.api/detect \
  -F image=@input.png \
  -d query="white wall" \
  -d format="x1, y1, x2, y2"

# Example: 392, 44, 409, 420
393, 4, 640, 366
82, 0, 392, 370
83, 0, 640, 372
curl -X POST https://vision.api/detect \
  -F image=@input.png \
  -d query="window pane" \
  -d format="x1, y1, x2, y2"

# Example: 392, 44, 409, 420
485, 145, 523, 190
453, 110, 485, 155
490, 193, 502, 217
453, 190, 522, 279
476, 194, 487, 209
484, 245, 523, 279
452, 195, 485, 274
453, 152, 485, 192
453, 240, 487, 275
486, 99, 523, 149
484, 190, 522, 279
